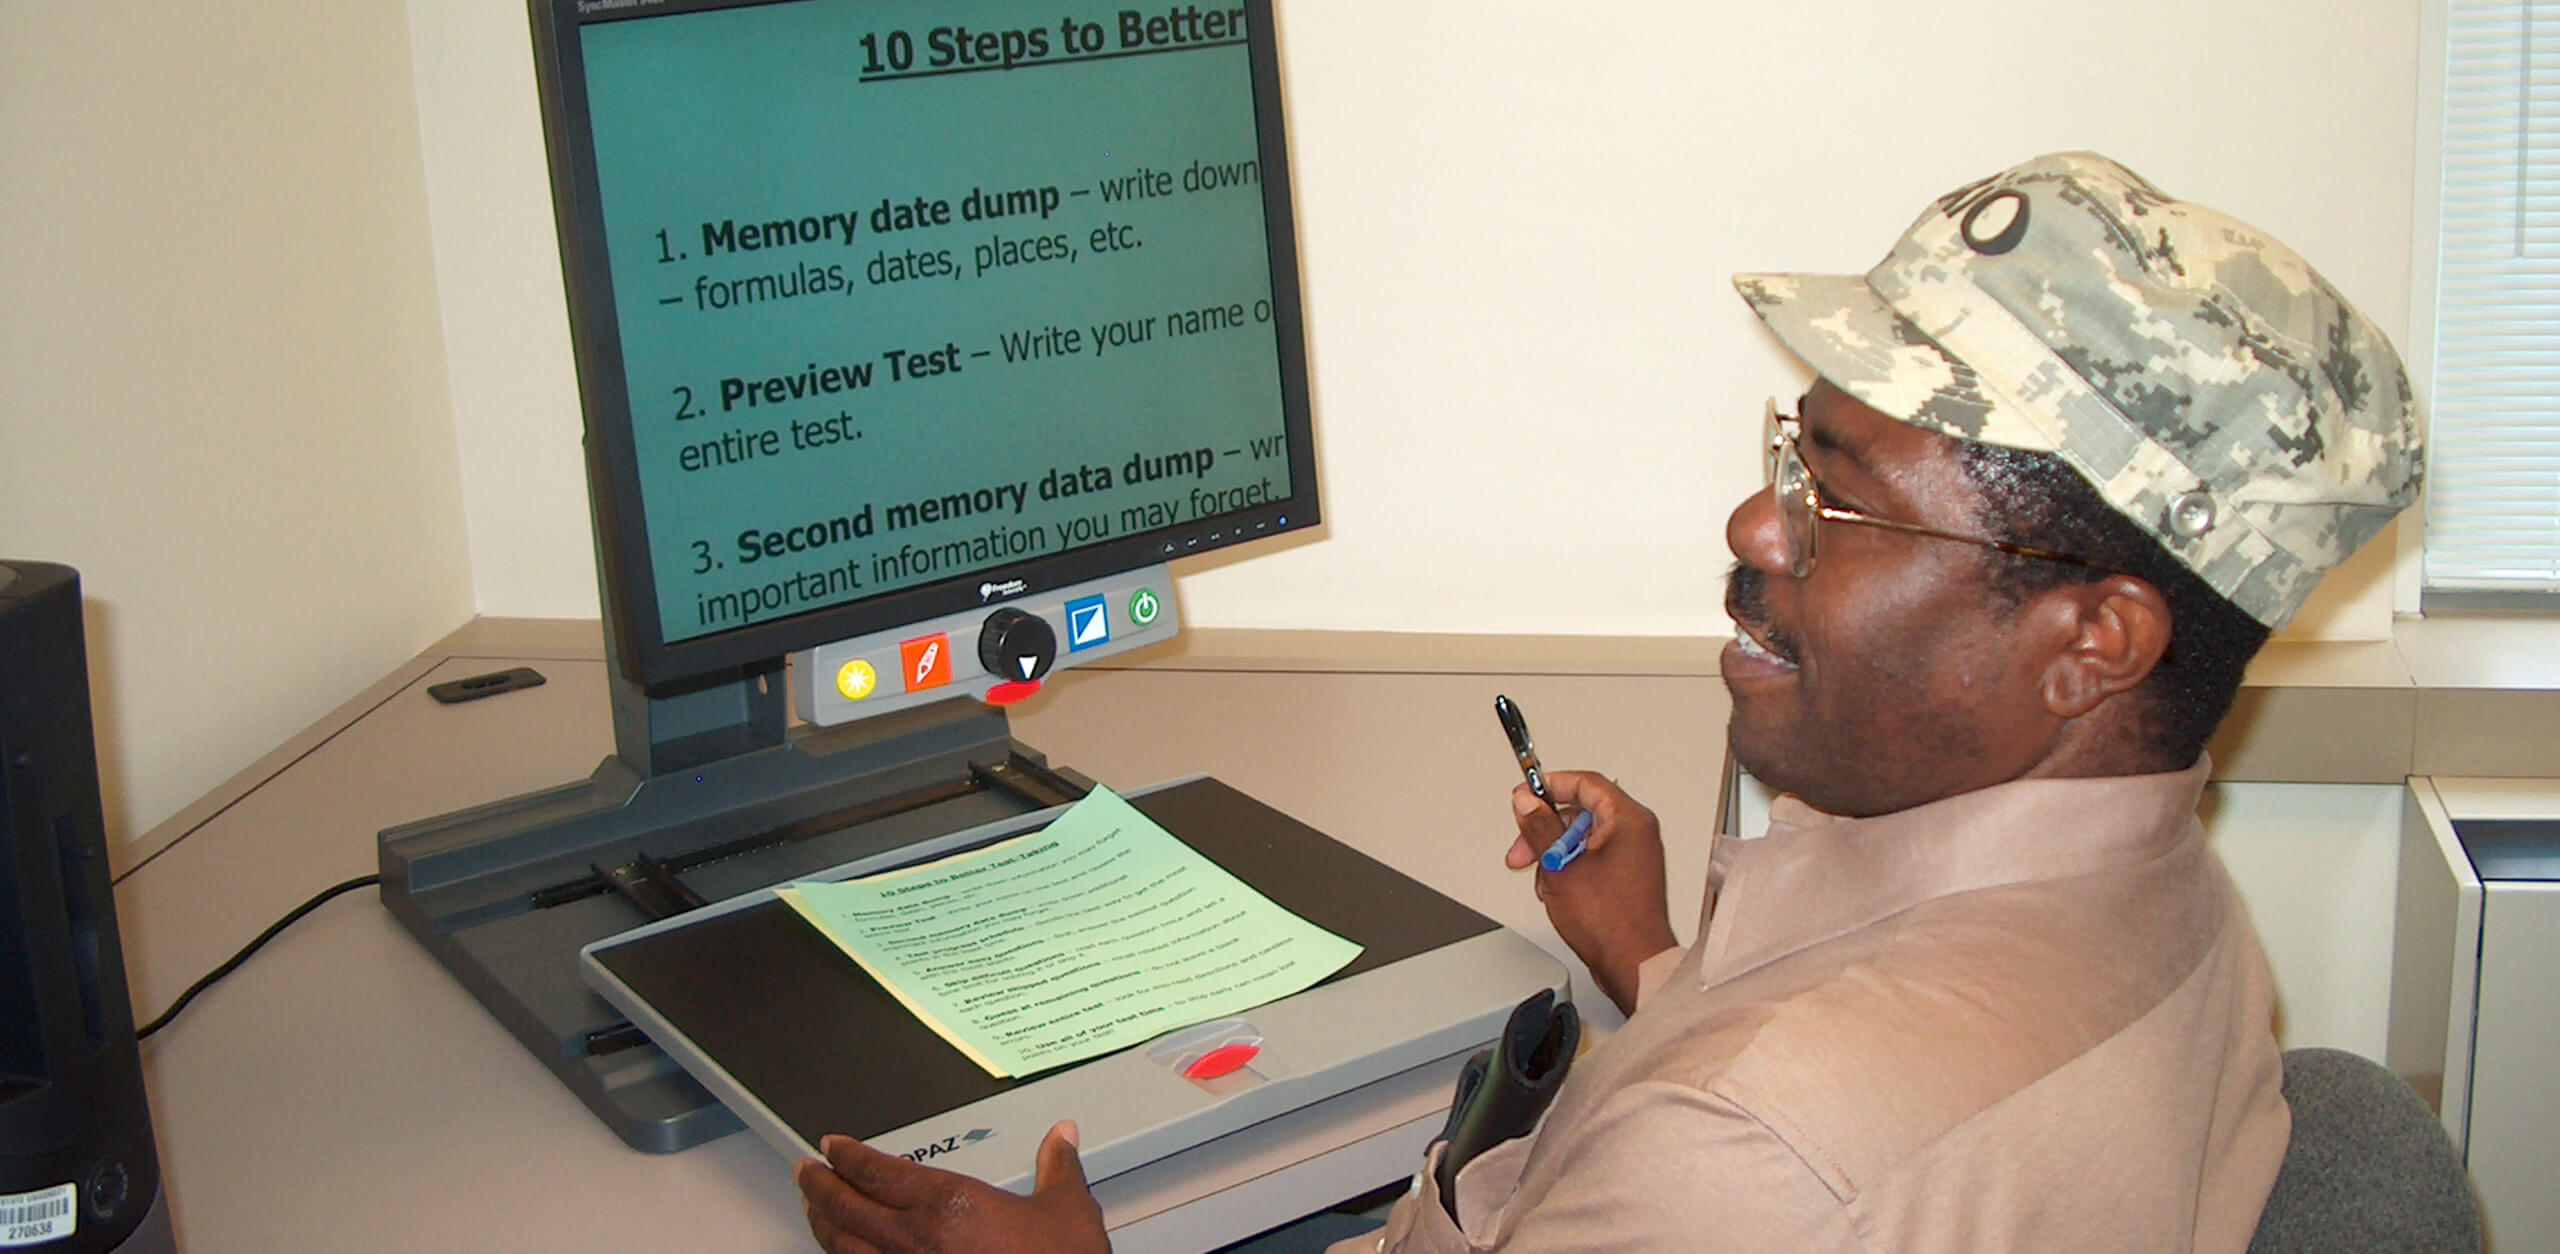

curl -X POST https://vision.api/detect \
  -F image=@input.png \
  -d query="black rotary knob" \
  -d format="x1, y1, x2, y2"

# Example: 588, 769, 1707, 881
977, 608, 1057, 683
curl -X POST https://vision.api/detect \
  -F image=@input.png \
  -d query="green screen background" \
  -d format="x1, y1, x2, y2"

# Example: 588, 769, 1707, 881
580, 0, 1291, 642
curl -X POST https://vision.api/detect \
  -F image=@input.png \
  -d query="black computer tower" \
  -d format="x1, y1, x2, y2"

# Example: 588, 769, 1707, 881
0, 562, 173, 1252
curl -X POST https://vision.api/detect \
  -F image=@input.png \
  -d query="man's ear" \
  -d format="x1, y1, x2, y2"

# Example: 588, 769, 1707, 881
2034, 575, 2172, 719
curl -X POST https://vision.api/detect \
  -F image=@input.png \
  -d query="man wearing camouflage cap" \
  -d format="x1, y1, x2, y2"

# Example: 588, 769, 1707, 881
790, 153, 2426, 1254
1361, 151, 2425, 1251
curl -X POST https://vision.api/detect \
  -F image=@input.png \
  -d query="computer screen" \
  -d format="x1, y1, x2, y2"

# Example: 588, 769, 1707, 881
532, 0, 1318, 690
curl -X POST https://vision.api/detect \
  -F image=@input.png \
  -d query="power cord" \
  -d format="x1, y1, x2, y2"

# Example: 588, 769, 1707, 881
134, 872, 382, 1041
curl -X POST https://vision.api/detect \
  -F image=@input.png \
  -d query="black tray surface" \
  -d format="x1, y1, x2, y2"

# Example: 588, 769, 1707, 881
591, 776, 1498, 1141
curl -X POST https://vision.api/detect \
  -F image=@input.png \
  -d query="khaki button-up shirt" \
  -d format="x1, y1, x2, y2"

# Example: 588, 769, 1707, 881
1344, 761, 2288, 1252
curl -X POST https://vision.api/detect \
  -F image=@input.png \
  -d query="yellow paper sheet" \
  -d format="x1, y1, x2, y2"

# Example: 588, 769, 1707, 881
778, 785, 1362, 1077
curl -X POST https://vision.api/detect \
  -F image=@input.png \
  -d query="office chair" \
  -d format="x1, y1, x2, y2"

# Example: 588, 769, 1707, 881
2248, 1047, 2482, 1253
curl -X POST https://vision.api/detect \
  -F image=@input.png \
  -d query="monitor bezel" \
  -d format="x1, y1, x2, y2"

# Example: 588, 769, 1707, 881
528, 0, 1319, 690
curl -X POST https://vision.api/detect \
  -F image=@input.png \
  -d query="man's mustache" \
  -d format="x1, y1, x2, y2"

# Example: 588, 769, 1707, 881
1724, 563, 1803, 666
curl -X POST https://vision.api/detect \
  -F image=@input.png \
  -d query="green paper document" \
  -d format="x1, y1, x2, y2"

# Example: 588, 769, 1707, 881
778, 786, 1363, 1078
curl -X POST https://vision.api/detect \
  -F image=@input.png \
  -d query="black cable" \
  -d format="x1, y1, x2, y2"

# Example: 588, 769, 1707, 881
134, 873, 382, 1041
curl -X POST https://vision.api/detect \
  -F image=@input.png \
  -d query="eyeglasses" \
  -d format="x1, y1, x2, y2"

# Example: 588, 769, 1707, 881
1764, 398, 2105, 580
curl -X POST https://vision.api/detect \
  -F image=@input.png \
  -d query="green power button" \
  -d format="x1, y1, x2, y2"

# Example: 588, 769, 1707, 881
1128, 588, 1161, 627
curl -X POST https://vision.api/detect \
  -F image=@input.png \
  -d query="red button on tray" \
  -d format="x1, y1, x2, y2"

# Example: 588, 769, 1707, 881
1182, 1042, 1262, 1080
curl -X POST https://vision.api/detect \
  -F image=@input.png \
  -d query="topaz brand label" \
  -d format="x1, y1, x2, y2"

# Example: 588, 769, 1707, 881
902, 1127, 995, 1162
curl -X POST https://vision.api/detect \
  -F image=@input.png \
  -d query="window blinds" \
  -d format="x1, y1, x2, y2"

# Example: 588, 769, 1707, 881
2430, 1, 2560, 591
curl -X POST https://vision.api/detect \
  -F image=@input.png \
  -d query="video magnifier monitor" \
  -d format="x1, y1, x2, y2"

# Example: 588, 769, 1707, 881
544, 0, 1321, 689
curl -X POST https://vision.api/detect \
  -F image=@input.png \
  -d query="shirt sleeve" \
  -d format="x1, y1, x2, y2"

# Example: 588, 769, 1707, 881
1629, 946, 1689, 1012
1483, 1081, 1866, 1253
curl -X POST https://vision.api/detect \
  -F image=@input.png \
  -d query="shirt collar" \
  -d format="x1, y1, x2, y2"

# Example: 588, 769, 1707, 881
1697, 758, 2212, 988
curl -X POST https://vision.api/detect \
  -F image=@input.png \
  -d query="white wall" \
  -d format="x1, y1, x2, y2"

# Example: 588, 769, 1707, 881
410, 0, 2421, 641
405, 0, 596, 619
2208, 783, 2408, 1057
1, 1, 475, 865
3, 0, 2423, 859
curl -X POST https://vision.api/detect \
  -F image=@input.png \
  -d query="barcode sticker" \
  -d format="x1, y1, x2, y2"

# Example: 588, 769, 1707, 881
0, 1183, 75, 1247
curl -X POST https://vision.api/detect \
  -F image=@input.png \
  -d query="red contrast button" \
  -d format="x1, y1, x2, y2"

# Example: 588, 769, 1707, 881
1182, 1042, 1262, 1080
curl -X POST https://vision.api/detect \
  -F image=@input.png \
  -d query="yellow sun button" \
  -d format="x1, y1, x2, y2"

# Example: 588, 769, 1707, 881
835, 659, 879, 701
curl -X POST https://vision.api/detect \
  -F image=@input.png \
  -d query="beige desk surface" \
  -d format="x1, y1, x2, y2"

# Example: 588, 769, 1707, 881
114, 627, 1728, 1252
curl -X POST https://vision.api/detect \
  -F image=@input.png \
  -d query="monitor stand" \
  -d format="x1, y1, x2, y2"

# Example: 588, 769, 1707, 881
380, 650, 1565, 1156
380, 650, 1106, 1151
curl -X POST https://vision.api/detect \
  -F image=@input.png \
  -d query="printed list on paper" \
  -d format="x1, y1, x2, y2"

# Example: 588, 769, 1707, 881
777, 785, 1362, 1078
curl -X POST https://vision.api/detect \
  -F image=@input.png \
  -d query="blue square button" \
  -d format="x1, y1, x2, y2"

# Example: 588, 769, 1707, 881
1065, 595, 1110, 651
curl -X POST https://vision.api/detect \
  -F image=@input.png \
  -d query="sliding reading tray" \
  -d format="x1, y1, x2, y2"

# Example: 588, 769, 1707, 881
581, 774, 1567, 1190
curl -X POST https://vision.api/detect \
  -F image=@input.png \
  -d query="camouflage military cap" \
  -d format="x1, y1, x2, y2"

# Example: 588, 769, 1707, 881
1735, 151, 2424, 628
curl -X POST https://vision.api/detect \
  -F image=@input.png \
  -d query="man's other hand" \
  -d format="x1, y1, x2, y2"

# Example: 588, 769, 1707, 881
794, 1120, 1109, 1254
1508, 771, 1678, 1016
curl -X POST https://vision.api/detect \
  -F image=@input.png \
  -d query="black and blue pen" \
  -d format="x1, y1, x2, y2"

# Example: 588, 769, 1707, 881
1494, 695, 1593, 871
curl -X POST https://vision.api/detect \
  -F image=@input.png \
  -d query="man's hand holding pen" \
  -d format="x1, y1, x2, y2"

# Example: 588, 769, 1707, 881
1507, 772, 1679, 1018
1493, 696, 1679, 1013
